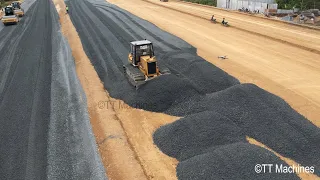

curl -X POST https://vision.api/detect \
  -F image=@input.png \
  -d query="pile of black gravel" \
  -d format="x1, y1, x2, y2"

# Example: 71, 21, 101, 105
159, 51, 240, 94
67, 0, 320, 179
121, 74, 200, 112
67, 0, 239, 114
177, 143, 300, 180
116, 50, 241, 112
153, 111, 247, 161
154, 83, 320, 176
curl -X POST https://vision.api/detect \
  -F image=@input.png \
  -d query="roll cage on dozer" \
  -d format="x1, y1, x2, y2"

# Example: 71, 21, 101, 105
123, 40, 170, 89
129, 40, 155, 67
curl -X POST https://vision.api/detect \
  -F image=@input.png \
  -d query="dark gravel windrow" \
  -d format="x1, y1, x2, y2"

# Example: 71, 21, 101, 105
154, 84, 320, 176
0, 0, 106, 179
177, 143, 300, 180
66, 0, 240, 113
66, 0, 320, 179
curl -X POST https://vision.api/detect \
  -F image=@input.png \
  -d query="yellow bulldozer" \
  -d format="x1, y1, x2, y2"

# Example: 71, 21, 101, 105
1, 6, 19, 26
12, 1, 24, 17
123, 40, 170, 89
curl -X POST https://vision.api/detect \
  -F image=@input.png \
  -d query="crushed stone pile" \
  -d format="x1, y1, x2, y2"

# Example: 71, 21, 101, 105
67, 0, 239, 114
153, 111, 247, 161
159, 51, 240, 94
66, 0, 320, 178
154, 83, 320, 176
177, 143, 300, 180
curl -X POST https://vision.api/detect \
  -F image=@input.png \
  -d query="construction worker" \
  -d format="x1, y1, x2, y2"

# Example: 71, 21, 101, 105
221, 18, 229, 26
211, 15, 216, 22
66, 5, 69, 14
311, 17, 315, 24
222, 18, 226, 24
299, 14, 305, 23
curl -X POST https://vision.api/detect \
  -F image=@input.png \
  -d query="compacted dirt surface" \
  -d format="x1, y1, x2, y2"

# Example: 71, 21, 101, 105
141, 0, 320, 53
60, 0, 319, 179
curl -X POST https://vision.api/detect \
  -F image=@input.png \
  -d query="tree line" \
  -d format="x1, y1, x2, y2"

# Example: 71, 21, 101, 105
0, 0, 14, 8
183, 0, 319, 10
183, 0, 217, 6
276, 0, 320, 10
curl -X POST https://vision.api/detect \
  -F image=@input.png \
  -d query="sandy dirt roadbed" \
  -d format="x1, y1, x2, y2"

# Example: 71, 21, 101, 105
142, 0, 320, 54
179, 1, 320, 30
109, 0, 320, 127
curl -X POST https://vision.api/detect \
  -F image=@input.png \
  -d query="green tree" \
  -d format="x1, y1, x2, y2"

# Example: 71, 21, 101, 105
276, 0, 320, 10
184, 0, 217, 7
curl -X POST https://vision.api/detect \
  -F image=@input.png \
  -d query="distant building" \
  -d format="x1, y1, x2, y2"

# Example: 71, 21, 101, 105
217, 0, 277, 12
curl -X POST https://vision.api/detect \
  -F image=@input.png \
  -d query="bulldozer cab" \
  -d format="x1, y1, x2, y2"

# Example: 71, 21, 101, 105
12, 2, 21, 9
124, 40, 169, 89
130, 40, 154, 66
4, 6, 15, 16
